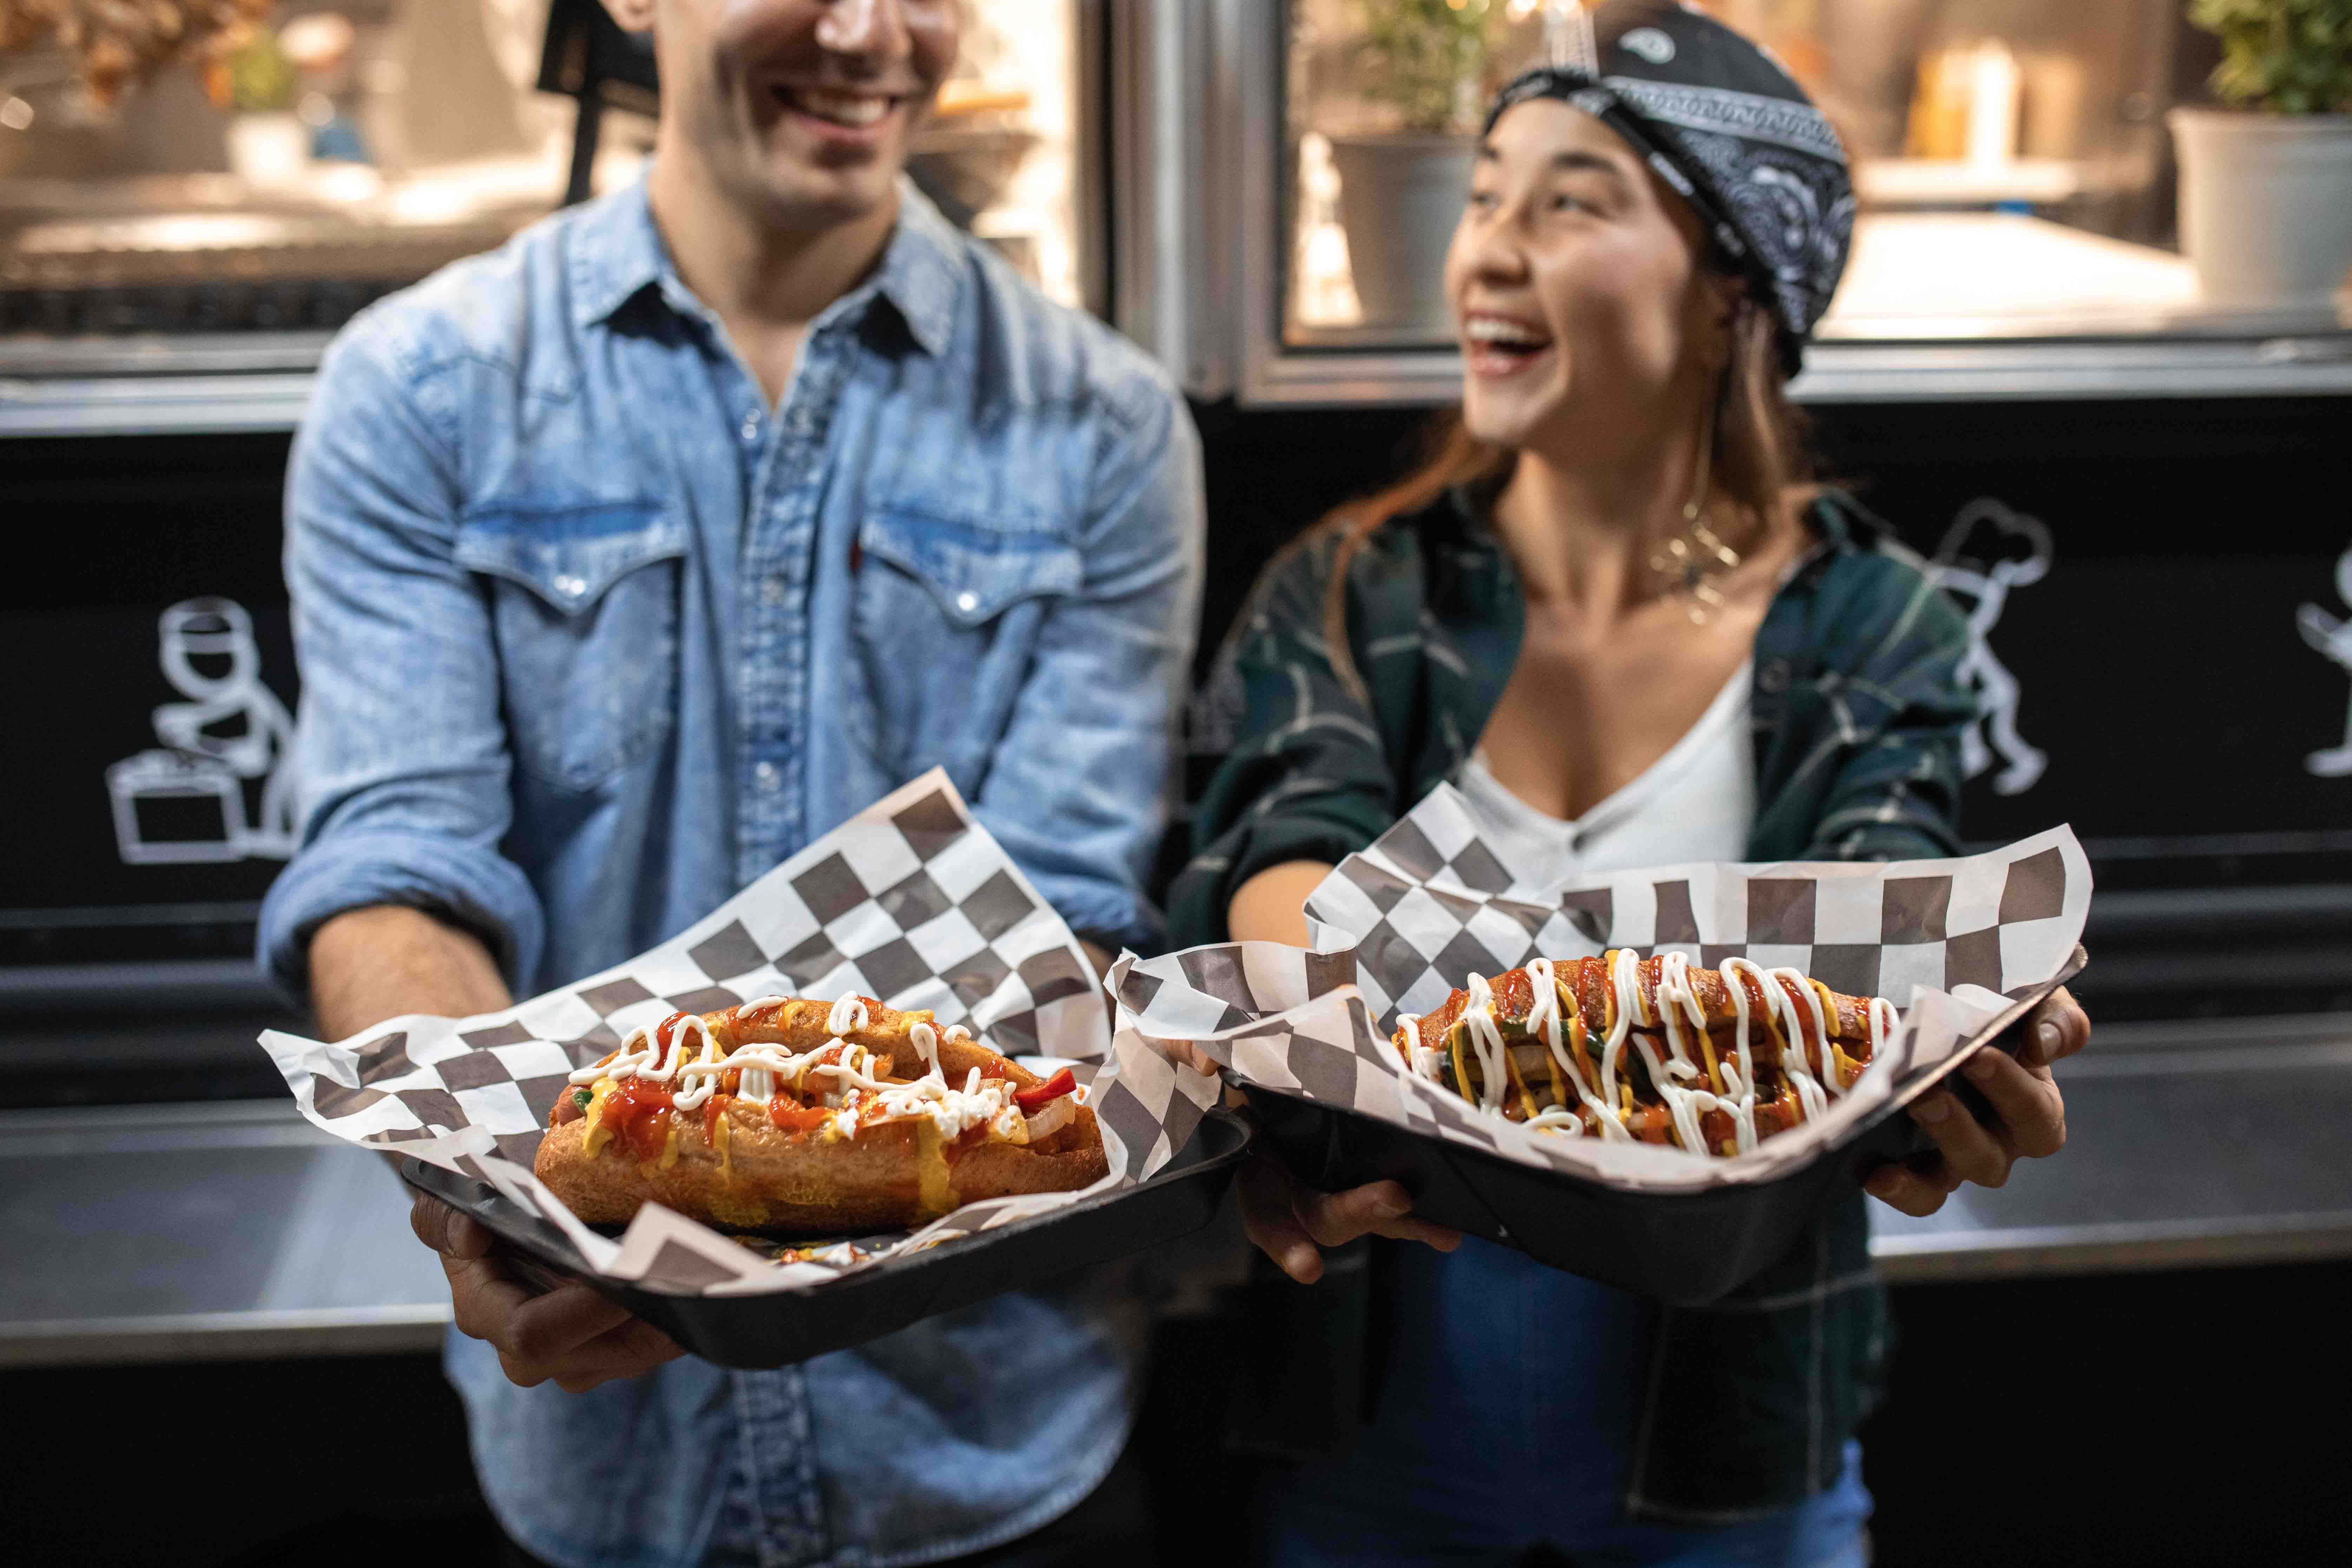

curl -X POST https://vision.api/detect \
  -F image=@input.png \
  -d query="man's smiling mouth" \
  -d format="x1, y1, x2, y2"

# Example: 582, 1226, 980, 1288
773, 85, 903, 129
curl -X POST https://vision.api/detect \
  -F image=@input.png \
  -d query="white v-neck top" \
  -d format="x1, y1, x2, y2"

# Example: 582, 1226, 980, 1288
1457, 658, 1756, 884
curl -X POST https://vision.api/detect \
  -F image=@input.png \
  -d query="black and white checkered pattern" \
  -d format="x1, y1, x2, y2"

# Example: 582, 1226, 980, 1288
1305, 785, 2079, 1037
260, 769, 1218, 1296
1116, 784, 2091, 1192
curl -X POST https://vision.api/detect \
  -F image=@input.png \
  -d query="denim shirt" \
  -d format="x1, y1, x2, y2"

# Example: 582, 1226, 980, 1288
261, 178, 1202, 1568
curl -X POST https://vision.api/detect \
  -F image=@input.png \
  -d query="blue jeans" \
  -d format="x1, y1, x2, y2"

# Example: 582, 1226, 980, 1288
1259, 1238, 1872, 1567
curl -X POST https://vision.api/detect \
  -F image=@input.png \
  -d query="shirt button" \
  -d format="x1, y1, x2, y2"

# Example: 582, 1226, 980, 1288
1757, 658, 1792, 694
761, 575, 786, 606
754, 760, 781, 792
955, 591, 980, 614
554, 574, 586, 599
740, 409, 762, 441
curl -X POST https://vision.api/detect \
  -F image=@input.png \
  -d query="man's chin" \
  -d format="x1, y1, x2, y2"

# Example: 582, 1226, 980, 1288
738, 163, 902, 232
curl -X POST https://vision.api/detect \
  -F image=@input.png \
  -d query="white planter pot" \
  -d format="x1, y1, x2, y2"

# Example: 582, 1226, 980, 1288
227, 112, 311, 189
2168, 108, 2352, 315
1329, 134, 1477, 335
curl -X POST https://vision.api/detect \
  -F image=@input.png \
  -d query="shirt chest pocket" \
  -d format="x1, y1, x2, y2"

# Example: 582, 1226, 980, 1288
455, 501, 687, 792
851, 505, 1082, 767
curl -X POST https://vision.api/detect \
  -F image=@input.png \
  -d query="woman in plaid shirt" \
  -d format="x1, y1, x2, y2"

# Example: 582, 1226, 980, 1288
1168, 7, 2089, 1564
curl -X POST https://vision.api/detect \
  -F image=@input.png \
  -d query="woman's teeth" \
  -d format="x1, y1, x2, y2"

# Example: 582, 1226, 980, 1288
1464, 318, 1550, 349
789, 89, 894, 127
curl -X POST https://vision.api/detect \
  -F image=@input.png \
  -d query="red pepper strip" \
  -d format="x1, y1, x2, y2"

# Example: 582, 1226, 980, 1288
1014, 1068, 1076, 1113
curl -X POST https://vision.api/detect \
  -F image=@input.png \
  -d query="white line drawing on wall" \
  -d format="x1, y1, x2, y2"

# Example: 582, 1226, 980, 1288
104, 597, 296, 865
2297, 548, 2352, 778
1930, 498, 2051, 797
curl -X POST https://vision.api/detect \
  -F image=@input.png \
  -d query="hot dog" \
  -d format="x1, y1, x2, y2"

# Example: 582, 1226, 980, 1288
1391, 951, 1900, 1156
534, 993, 1107, 1234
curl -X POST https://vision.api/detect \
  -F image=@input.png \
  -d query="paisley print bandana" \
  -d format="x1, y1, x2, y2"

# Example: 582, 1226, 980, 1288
1484, 2, 1855, 375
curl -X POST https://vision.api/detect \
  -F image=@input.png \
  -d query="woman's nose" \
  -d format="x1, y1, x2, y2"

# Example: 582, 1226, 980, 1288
1462, 213, 1532, 285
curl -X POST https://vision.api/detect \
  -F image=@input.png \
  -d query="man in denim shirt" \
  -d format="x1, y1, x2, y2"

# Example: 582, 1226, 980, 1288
257, 3, 1202, 1564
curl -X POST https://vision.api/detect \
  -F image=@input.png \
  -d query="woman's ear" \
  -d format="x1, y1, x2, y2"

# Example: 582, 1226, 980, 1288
601, 0, 657, 34
1699, 274, 1746, 373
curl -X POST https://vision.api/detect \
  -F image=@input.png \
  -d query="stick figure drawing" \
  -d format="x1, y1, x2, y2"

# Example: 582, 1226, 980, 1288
103, 597, 296, 865
2297, 548, 2352, 778
1930, 498, 2051, 798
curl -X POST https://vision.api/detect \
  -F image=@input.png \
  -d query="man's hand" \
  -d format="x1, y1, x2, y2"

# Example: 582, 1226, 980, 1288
413, 1192, 683, 1392
316, 907, 680, 1391
1865, 985, 2091, 1217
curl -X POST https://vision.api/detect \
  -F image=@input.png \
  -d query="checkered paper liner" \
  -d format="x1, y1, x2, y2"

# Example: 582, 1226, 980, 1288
1114, 784, 2090, 1193
259, 770, 1221, 1296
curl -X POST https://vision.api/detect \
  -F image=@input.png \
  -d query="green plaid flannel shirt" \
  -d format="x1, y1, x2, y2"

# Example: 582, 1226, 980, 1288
1170, 487, 1974, 1520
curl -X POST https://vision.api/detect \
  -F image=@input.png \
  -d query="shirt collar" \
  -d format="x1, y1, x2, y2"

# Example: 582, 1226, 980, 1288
567, 172, 962, 357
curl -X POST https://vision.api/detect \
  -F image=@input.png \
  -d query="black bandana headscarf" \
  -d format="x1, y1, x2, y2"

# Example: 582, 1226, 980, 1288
1484, 1, 1853, 375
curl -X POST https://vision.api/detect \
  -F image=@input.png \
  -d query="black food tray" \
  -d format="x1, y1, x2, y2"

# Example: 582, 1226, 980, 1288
1243, 948, 2086, 1307
401, 1107, 1251, 1368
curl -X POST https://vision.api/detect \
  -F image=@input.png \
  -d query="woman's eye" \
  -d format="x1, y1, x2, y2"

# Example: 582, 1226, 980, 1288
1467, 189, 1498, 211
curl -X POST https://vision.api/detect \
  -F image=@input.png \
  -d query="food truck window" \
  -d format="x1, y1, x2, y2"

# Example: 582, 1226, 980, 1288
0, 0, 1094, 338
1279, 0, 2311, 351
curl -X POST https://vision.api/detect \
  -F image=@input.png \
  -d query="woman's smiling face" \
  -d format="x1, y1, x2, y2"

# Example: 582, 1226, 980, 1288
1447, 98, 1728, 457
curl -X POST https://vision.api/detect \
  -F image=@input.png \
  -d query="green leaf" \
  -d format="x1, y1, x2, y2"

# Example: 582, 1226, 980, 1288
1351, 0, 1500, 134
2189, 0, 2352, 112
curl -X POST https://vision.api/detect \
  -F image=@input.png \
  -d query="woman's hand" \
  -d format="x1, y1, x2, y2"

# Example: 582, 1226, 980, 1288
1865, 985, 2090, 1217
413, 1192, 684, 1392
1236, 1154, 1463, 1284
1163, 1034, 1461, 1280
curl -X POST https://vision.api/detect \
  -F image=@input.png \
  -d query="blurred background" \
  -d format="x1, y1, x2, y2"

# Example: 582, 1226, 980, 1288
3, 2, 2348, 1564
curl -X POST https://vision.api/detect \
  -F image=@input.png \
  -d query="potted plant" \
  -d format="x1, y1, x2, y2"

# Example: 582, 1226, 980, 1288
2169, 0, 2352, 317
218, 26, 308, 189
1328, 0, 1497, 334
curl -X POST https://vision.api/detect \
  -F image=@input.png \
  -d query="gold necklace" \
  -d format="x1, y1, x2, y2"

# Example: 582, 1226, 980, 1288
1648, 400, 1741, 624
1651, 508, 1742, 624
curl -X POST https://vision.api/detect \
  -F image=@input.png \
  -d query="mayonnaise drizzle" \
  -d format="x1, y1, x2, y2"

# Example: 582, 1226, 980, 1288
566, 1002, 1033, 1142
1396, 1013, 1451, 1082
1522, 957, 1627, 1141
1409, 952, 1897, 1158
1653, 953, 1708, 1082
1458, 974, 1513, 1112
1599, 948, 1643, 1123
1765, 966, 1834, 1120
1866, 996, 1900, 1081
1716, 957, 1769, 1152
827, 995, 870, 1037
1619, 952, 1711, 1152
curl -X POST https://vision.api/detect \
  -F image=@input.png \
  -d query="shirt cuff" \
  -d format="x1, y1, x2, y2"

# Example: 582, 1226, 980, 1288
258, 830, 546, 1003
1025, 871, 1161, 959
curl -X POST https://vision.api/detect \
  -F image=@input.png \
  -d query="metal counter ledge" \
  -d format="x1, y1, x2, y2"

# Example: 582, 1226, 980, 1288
1866, 1011, 2352, 1283
6, 1013, 2350, 1366
0, 1099, 449, 1367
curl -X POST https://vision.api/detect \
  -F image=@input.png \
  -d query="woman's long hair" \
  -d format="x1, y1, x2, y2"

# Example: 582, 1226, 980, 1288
1317, 282, 1814, 707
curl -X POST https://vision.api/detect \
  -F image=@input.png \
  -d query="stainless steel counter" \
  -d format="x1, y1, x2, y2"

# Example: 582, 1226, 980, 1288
6, 328, 2352, 438
6, 1012, 2348, 1365
1870, 1013, 2352, 1282
0, 1099, 449, 1366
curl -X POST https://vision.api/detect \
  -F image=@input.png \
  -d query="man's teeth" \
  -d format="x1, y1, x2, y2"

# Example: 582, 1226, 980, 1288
795, 90, 892, 127
1465, 318, 1550, 347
